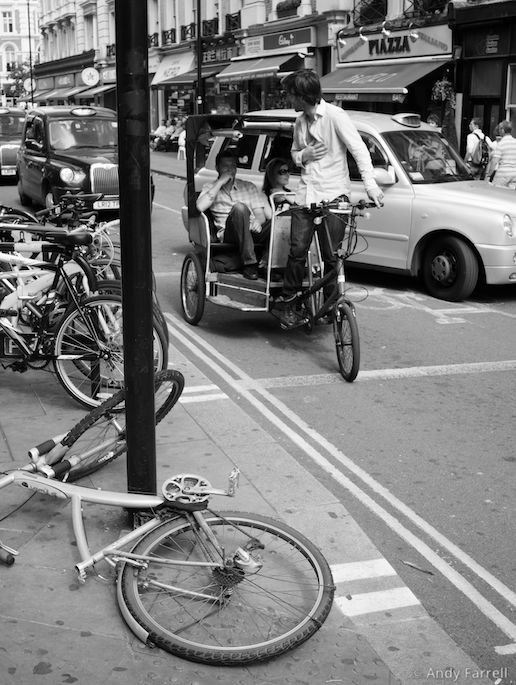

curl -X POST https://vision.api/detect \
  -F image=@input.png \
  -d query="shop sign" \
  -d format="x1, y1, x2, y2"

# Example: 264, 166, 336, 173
245, 36, 264, 55
337, 24, 451, 62
56, 73, 75, 88
203, 46, 237, 63
81, 67, 100, 86
101, 68, 117, 83
263, 27, 312, 52
36, 77, 53, 90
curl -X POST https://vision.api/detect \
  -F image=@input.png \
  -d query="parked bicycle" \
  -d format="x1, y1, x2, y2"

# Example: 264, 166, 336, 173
0, 372, 335, 665
0, 232, 168, 407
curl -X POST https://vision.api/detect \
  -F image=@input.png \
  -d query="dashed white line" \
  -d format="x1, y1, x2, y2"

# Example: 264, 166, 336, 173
336, 587, 421, 617
331, 558, 397, 583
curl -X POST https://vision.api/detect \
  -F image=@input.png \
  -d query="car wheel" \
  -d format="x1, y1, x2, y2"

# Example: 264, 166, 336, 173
17, 179, 31, 206
422, 235, 478, 302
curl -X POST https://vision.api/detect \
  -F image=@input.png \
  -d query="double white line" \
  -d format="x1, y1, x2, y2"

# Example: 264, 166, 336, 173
165, 311, 516, 655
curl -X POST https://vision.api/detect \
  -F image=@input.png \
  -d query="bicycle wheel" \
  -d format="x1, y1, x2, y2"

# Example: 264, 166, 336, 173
180, 252, 205, 325
118, 511, 334, 665
53, 294, 168, 408
62, 370, 184, 481
333, 301, 360, 382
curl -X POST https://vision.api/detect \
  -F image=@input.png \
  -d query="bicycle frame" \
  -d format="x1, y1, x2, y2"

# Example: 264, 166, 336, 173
0, 245, 110, 362
293, 205, 357, 323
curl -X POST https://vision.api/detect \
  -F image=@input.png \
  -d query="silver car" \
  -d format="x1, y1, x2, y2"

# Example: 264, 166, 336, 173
186, 109, 516, 301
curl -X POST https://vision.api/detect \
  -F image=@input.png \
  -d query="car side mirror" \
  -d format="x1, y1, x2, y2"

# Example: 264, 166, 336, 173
25, 139, 43, 152
374, 165, 396, 186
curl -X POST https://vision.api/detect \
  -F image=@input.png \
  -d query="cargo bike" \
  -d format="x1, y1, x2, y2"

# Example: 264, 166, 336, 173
180, 114, 374, 382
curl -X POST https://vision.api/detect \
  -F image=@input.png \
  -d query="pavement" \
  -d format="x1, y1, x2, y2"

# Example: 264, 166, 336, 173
0, 151, 494, 684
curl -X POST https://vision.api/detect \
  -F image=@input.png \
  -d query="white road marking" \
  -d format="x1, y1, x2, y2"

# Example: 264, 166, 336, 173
331, 558, 397, 583
165, 311, 516, 646
249, 360, 516, 388
153, 202, 181, 214
336, 587, 421, 617
179, 384, 227, 403
180, 393, 227, 403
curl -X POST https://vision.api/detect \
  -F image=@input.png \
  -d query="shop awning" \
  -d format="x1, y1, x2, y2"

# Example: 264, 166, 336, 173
151, 52, 196, 86
62, 85, 92, 98
44, 88, 73, 101
216, 53, 304, 83
74, 84, 115, 99
164, 65, 221, 87
320, 60, 449, 102
31, 89, 53, 101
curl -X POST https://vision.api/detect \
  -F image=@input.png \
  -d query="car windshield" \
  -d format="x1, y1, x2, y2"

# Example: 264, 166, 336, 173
49, 118, 118, 151
383, 130, 472, 184
0, 115, 24, 138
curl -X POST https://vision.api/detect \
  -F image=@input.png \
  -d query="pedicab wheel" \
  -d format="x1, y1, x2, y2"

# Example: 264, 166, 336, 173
180, 252, 206, 325
333, 302, 360, 382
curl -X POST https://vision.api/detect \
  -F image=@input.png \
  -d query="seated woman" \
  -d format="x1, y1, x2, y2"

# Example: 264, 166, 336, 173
259, 158, 293, 279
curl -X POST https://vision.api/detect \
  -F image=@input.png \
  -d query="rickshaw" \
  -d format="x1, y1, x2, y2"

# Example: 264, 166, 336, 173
180, 114, 371, 382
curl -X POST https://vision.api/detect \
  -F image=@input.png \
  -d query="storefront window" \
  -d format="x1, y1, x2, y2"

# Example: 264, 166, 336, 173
471, 60, 502, 97
507, 64, 516, 129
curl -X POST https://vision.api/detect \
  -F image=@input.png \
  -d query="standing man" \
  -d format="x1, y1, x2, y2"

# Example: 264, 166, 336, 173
274, 69, 384, 328
196, 149, 268, 280
464, 118, 492, 180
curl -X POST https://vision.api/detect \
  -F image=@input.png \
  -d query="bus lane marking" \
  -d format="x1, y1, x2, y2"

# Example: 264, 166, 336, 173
165, 311, 516, 653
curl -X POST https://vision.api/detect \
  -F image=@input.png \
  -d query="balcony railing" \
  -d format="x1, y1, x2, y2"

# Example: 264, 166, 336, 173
106, 43, 116, 58
202, 18, 219, 37
225, 11, 241, 33
403, 0, 448, 18
161, 28, 176, 46
180, 23, 196, 41
352, 0, 387, 26
148, 32, 159, 48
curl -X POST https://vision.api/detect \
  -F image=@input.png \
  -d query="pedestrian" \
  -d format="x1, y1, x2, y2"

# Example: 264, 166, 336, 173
177, 128, 186, 160
196, 149, 269, 280
490, 120, 516, 188
150, 119, 167, 150
464, 117, 493, 180
273, 69, 384, 328
426, 113, 441, 130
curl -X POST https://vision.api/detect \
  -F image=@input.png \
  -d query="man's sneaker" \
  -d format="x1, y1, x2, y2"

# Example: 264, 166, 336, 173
278, 306, 309, 330
243, 264, 258, 280
316, 314, 333, 325
274, 292, 296, 305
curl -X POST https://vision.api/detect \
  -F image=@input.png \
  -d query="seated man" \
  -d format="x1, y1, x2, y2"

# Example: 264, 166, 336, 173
150, 119, 167, 149
196, 150, 268, 280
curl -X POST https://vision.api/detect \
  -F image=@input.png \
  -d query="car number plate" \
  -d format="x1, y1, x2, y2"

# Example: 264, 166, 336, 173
2, 169, 16, 175
93, 200, 119, 209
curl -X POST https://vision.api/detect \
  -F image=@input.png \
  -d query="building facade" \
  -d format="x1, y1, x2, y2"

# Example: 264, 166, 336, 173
0, 0, 40, 106
29, 0, 516, 155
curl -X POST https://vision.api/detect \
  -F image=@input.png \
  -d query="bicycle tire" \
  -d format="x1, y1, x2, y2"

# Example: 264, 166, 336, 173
333, 301, 360, 382
53, 294, 168, 408
62, 370, 184, 481
118, 511, 335, 665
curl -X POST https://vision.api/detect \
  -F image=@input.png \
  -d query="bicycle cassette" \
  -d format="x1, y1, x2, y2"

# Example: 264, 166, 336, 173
162, 474, 211, 504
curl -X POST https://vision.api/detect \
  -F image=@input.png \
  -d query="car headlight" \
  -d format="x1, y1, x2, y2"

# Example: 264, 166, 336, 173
59, 167, 86, 185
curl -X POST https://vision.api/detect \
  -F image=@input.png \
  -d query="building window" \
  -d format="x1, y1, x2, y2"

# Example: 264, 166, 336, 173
2, 11, 13, 33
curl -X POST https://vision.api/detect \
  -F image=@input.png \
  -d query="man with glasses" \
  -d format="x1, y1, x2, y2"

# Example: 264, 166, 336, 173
275, 69, 384, 328
197, 149, 268, 280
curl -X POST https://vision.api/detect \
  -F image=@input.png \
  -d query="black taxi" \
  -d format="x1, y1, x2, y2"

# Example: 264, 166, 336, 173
16, 105, 120, 210
0, 107, 25, 180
